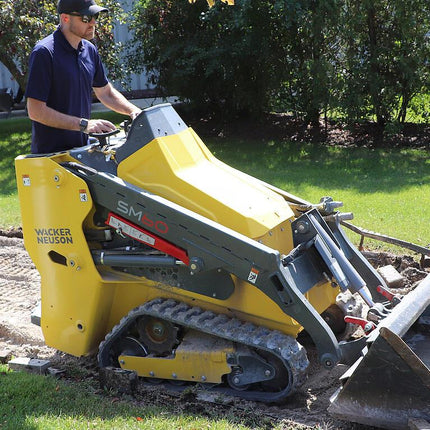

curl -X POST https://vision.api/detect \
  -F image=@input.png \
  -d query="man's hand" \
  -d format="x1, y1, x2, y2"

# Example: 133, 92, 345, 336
86, 119, 116, 134
130, 109, 142, 121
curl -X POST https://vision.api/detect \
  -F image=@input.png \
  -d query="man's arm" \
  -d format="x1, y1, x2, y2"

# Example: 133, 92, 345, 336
93, 83, 142, 120
27, 98, 116, 134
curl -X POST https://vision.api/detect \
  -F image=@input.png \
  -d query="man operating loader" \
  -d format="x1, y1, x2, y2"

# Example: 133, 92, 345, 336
25, 0, 141, 154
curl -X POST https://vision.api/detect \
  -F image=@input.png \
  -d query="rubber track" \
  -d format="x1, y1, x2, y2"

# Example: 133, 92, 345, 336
98, 298, 309, 402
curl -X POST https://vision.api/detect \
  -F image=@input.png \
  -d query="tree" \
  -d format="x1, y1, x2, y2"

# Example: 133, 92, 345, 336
127, 0, 288, 117
338, 0, 430, 126
128, 0, 430, 127
127, 0, 343, 122
274, 0, 341, 126
0, 0, 125, 92
391, 0, 430, 123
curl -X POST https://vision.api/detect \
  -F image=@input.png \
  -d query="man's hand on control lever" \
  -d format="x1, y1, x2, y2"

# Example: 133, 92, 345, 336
85, 107, 141, 135
86, 119, 116, 134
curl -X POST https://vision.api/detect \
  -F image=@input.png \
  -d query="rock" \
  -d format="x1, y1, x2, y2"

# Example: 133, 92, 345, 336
99, 366, 138, 395
377, 265, 406, 288
0, 349, 12, 364
8, 357, 51, 374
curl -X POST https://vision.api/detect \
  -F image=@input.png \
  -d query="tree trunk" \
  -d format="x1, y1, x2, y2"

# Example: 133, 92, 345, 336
366, 4, 385, 127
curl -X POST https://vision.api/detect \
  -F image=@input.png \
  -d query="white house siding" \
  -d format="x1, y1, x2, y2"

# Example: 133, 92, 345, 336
112, 10, 153, 93
0, 64, 19, 96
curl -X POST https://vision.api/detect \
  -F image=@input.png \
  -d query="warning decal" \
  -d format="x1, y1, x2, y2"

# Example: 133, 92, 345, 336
79, 189, 88, 202
106, 212, 190, 266
248, 267, 259, 284
108, 214, 156, 246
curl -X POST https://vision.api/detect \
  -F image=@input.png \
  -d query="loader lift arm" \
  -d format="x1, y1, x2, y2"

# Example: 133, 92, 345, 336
64, 161, 350, 369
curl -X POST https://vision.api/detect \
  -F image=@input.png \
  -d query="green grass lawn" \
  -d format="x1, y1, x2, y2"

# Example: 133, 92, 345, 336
1, 114, 429, 253
0, 364, 260, 430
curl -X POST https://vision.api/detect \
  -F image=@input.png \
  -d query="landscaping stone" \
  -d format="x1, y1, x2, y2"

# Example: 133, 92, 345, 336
8, 357, 51, 374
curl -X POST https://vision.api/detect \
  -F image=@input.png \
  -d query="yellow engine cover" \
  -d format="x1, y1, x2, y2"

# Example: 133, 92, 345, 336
117, 128, 295, 252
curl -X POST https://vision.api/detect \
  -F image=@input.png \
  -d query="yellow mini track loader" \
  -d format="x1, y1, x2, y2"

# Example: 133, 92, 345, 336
15, 103, 430, 428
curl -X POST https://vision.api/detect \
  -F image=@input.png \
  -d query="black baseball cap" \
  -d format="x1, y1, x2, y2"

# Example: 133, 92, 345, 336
57, 0, 108, 15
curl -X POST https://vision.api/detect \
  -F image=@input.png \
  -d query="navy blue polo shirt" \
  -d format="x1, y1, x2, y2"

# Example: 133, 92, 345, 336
25, 28, 108, 153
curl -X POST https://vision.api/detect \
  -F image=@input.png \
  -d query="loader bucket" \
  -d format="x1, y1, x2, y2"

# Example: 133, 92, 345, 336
329, 274, 430, 430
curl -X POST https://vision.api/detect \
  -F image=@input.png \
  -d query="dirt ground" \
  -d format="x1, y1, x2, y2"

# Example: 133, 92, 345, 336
0, 230, 428, 429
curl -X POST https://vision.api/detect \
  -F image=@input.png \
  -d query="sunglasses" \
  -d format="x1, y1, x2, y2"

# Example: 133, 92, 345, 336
68, 12, 100, 23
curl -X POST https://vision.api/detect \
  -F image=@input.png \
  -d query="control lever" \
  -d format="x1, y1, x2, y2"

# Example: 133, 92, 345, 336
344, 316, 376, 335
376, 284, 402, 306
90, 129, 121, 146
